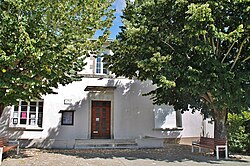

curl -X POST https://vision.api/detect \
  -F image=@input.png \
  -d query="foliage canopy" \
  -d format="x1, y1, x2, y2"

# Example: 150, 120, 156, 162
0, 0, 115, 106
107, 0, 250, 115
106, 0, 250, 139
227, 111, 250, 153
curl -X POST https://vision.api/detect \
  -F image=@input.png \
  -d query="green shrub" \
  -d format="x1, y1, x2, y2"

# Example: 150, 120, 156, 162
227, 111, 250, 154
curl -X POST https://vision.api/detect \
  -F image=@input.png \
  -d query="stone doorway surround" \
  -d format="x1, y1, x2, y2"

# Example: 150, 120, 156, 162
85, 86, 115, 139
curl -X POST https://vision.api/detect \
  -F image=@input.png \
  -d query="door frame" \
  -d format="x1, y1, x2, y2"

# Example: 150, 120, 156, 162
87, 91, 114, 139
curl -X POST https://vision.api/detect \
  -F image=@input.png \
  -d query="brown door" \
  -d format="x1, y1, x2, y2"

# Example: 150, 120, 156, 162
91, 101, 111, 139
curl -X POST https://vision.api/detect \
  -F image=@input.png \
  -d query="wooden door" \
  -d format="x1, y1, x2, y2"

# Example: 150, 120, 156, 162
91, 101, 111, 139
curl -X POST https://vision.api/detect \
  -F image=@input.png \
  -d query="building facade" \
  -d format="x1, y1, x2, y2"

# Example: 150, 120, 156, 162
0, 49, 214, 149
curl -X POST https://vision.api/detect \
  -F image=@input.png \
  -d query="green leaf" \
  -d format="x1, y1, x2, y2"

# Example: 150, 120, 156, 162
0, 0, 115, 106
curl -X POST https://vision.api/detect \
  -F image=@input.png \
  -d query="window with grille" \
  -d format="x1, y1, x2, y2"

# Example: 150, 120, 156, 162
11, 100, 43, 128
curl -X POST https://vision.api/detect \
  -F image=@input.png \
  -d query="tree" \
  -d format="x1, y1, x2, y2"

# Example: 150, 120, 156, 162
0, 0, 115, 116
105, 0, 250, 140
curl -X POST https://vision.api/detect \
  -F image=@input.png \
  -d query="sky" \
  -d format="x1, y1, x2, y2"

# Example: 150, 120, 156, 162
94, 0, 127, 39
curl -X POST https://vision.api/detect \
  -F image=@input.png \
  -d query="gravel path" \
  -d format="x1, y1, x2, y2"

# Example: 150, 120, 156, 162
1, 144, 249, 166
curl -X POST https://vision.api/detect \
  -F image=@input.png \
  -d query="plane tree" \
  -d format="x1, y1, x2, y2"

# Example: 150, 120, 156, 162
0, 0, 115, 116
105, 0, 250, 139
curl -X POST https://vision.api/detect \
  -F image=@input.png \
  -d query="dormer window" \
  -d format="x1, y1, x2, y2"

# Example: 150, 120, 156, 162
95, 55, 108, 75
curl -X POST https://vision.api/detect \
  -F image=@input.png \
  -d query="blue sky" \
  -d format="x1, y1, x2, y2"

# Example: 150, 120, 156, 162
94, 0, 126, 39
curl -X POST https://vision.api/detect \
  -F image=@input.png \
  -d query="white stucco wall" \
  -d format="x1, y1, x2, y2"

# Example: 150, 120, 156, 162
0, 77, 213, 147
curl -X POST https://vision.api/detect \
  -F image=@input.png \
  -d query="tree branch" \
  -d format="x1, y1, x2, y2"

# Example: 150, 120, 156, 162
201, 92, 214, 104
230, 37, 248, 71
221, 41, 236, 63
161, 40, 175, 51
242, 56, 250, 62
206, 92, 214, 103
201, 94, 211, 103
211, 37, 216, 54
216, 38, 220, 56
203, 34, 207, 43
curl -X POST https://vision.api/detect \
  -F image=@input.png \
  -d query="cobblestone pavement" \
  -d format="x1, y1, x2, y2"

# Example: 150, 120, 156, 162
1, 144, 250, 166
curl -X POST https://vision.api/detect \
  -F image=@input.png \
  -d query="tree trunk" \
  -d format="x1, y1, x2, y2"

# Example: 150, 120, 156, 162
213, 108, 228, 158
0, 103, 4, 117
213, 108, 228, 139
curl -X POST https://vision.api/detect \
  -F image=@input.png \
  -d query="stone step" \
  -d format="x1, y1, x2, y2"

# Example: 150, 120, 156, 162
74, 139, 138, 149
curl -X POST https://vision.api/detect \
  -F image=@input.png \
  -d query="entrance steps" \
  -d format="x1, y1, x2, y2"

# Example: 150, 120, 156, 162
74, 139, 138, 149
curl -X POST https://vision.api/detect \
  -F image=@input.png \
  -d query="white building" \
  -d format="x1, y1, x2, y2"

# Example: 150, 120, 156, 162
0, 48, 214, 149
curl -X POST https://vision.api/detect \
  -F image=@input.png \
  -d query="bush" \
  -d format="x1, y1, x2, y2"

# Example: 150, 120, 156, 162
227, 111, 250, 154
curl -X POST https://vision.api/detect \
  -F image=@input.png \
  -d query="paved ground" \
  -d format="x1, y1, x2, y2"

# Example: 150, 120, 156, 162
1, 144, 250, 166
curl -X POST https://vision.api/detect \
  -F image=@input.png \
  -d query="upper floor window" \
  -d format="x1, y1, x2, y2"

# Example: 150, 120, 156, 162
10, 100, 44, 128
95, 56, 108, 75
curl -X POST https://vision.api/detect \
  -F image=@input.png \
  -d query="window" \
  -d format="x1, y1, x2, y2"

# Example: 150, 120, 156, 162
95, 56, 108, 75
154, 105, 182, 129
60, 110, 74, 125
11, 100, 43, 128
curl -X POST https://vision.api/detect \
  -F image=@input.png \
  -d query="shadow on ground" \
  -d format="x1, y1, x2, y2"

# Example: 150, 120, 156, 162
20, 144, 249, 164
